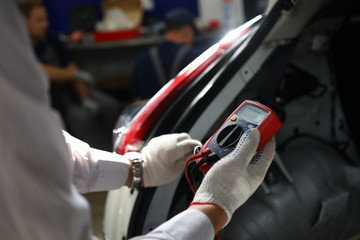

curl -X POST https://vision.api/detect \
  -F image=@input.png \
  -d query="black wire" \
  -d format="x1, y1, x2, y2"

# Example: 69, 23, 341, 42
188, 153, 221, 191
197, 153, 220, 167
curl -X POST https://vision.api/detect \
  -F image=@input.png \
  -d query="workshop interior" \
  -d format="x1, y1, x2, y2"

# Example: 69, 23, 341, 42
17, 0, 360, 239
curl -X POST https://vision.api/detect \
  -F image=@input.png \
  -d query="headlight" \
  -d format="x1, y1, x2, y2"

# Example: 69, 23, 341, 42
112, 102, 146, 152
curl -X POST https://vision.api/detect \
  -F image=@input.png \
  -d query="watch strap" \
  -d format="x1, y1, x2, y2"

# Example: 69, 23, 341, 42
130, 157, 144, 189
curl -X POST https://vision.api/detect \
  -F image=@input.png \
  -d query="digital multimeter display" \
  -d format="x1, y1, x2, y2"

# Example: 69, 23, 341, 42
238, 104, 268, 124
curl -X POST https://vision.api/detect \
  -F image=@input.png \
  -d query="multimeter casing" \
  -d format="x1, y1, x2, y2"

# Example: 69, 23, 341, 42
198, 100, 282, 173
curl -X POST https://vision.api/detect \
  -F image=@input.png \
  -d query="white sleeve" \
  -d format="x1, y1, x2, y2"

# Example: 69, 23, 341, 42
62, 131, 130, 193
129, 209, 215, 240
0, 1, 100, 239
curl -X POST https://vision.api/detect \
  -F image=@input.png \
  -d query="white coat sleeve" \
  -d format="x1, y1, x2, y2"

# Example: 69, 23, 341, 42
0, 1, 96, 239
129, 209, 215, 240
62, 131, 130, 193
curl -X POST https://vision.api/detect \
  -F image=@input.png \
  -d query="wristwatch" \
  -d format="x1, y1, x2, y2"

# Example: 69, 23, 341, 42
130, 158, 144, 189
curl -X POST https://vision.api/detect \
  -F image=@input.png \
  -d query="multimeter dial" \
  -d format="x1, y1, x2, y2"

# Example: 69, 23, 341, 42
216, 124, 243, 148
207, 113, 259, 158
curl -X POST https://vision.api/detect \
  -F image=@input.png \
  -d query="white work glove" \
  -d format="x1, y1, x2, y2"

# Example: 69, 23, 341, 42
125, 133, 202, 187
75, 69, 95, 85
192, 128, 275, 226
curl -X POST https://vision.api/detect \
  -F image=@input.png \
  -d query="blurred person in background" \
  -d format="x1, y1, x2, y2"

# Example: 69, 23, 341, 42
18, 0, 121, 151
131, 8, 203, 102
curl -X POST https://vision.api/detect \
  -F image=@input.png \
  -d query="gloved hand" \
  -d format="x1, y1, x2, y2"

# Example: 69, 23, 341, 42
124, 133, 202, 187
192, 128, 275, 226
75, 69, 95, 85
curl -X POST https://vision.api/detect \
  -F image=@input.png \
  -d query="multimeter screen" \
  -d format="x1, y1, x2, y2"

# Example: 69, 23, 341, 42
238, 104, 268, 124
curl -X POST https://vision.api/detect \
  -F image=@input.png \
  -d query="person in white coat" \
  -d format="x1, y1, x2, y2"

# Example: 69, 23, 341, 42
0, 1, 276, 239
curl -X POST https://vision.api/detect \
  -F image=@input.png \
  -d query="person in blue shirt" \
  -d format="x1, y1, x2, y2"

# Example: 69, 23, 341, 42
131, 8, 204, 102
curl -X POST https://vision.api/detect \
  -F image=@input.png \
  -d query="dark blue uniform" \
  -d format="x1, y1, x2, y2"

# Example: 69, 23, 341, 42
131, 40, 203, 99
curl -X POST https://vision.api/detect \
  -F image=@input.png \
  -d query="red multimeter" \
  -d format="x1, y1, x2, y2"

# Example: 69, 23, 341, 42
194, 100, 282, 174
